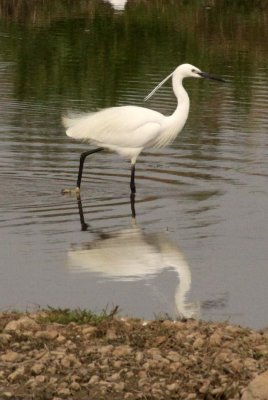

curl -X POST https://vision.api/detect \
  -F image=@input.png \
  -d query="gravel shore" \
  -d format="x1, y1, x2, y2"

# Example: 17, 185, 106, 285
0, 311, 267, 399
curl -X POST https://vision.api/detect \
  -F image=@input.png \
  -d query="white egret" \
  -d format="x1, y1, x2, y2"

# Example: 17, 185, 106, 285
62, 63, 224, 195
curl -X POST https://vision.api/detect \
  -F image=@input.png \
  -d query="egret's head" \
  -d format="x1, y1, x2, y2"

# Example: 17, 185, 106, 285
176, 63, 202, 79
177, 63, 225, 82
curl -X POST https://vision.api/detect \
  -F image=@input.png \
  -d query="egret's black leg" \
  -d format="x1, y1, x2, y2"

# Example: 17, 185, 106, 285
130, 163, 136, 194
130, 193, 136, 219
77, 195, 88, 231
62, 147, 103, 195
77, 147, 104, 190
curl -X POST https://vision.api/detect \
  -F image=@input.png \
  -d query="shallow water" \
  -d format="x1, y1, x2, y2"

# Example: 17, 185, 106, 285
0, 1, 268, 328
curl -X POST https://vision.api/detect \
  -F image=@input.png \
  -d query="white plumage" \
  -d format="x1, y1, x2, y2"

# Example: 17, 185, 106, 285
62, 63, 224, 194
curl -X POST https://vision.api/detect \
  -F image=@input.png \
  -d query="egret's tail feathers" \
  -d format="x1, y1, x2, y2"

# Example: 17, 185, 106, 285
62, 112, 98, 139
62, 112, 97, 129
62, 116, 75, 129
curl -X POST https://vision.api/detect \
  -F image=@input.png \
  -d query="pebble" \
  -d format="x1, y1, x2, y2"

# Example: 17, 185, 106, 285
0, 333, 12, 344
114, 382, 125, 391
241, 370, 268, 400
69, 381, 81, 391
31, 363, 44, 375
106, 328, 117, 340
4, 316, 40, 332
113, 345, 133, 357
35, 330, 58, 340
57, 388, 71, 397
88, 375, 100, 384
193, 337, 205, 349
8, 366, 25, 382
98, 345, 114, 354
167, 351, 181, 362
60, 354, 81, 368
2, 392, 13, 398
167, 382, 179, 391
136, 351, 144, 362
82, 326, 97, 336
209, 332, 222, 346
1, 350, 20, 362
107, 372, 121, 382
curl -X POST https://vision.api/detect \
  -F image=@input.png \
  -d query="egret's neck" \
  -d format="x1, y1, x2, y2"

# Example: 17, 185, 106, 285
173, 77, 190, 114
169, 76, 190, 132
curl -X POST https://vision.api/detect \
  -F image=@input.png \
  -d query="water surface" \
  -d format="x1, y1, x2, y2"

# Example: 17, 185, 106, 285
0, 0, 268, 329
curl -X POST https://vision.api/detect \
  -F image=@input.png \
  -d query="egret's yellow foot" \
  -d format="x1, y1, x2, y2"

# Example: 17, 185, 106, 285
61, 187, 80, 195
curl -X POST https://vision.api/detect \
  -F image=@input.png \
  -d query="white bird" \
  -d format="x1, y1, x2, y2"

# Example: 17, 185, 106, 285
62, 63, 224, 195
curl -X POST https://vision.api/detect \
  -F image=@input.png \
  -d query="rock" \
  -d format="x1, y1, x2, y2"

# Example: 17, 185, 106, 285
244, 358, 257, 371
199, 379, 211, 394
2, 392, 13, 398
175, 332, 185, 342
138, 378, 148, 388
209, 332, 222, 346
167, 382, 179, 391
241, 370, 268, 400
26, 377, 39, 388
1, 350, 20, 362
99, 345, 114, 355
56, 334, 66, 343
254, 344, 268, 356
155, 335, 167, 345
61, 355, 71, 368
107, 372, 121, 382
82, 326, 97, 336
167, 351, 181, 362
114, 382, 125, 391
136, 351, 144, 363
61, 354, 81, 368
70, 381, 81, 391
147, 348, 161, 358
4, 316, 40, 332
113, 360, 122, 368
106, 328, 117, 340
88, 375, 100, 384
113, 345, 133, 357
31, 363, 44, 375
57, 388, 71, 397
35, 330, 58, 340
8, 366, 25, 382
193, 337, 205, 349
0, 333, 12, 344
49, 377, 58, 385
35, 375, 46, 384
186, 394, 197, 399
169, 361, 182, 372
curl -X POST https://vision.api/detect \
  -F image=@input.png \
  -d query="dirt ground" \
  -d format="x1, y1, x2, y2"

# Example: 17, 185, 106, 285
0, 310, 268, 400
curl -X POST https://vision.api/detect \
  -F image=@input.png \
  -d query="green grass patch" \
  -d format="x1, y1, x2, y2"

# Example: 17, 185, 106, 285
37, 306, 119, 325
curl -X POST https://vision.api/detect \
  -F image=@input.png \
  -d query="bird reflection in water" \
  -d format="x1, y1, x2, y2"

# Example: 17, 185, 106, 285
67, 195, 200, 320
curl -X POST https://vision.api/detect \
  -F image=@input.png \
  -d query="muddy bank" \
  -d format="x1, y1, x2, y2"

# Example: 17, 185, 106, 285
0, 311, 268, 399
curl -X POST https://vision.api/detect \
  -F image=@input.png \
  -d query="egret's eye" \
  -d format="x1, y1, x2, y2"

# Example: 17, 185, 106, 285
191, 69, 196, 73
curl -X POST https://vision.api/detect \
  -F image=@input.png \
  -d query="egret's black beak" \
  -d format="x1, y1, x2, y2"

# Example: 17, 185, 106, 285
198, 71, 225, 82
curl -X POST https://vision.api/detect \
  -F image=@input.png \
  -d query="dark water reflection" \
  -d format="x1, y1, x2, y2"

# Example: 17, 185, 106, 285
0, 1, 268, 328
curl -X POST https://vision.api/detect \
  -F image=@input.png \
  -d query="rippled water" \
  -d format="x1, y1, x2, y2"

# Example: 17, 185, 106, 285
0, 1, 268, 329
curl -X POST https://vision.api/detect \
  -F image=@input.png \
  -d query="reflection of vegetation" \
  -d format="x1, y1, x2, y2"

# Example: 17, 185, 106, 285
0, 0, 267, 115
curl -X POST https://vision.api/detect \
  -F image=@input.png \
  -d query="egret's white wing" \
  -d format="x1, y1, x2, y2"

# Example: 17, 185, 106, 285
63, 106, 164, 148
